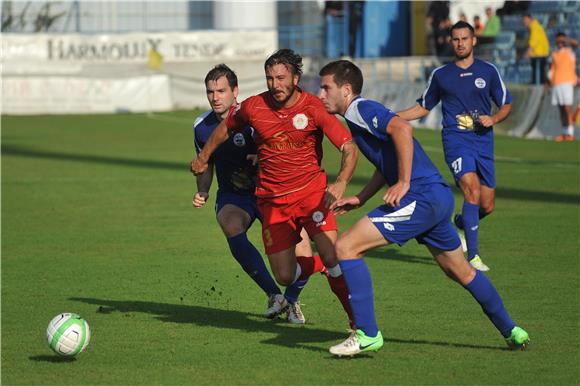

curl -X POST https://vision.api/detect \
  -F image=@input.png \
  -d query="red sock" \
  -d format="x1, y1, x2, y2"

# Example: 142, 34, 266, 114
295, 255, 325, 280
326, 274, 356, 329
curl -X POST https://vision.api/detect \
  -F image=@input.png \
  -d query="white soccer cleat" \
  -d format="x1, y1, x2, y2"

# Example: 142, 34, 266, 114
453, 214, 468, 252
469, 255, 490, 271
458, 230, 468, 253
286, 302, 305, 324
264, 294, 288, 319
329, 329, 384, 357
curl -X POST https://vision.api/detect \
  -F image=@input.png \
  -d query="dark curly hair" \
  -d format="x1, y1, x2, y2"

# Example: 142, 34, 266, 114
264, 49, 303, 78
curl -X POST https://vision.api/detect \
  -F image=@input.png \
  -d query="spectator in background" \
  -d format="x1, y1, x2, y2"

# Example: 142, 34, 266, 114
482, 7, 501, 38
324, 1, 343, 17
550, 32, 578, 141
426, 1, 450, 55
497, 1, 530, 17
473, 15, 484, 36
348, 1, 365, 57
459, 12, 468, 23
435, 17, 454, 59
523, 14, 549, 85
477, 7, 501, 45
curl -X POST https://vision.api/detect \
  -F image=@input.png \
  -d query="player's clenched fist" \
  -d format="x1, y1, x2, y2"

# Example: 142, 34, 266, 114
191, 157, 208, 175
192, 192, 209, 208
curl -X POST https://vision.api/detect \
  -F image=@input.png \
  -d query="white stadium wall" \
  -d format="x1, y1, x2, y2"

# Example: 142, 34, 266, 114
1, 31, 277, 115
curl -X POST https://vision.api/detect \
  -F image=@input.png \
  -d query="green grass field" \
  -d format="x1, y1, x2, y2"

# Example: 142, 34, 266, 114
2, 111, 579, 385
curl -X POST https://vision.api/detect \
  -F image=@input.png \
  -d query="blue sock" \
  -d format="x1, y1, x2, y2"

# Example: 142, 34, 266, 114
465, 271, 515, 338
227, 233, 281, 296
456, 210, 488, 230
462, 201, 480, 259
339, 259, 379, 337
454, 214, 464, 230
284, 277, 308, 304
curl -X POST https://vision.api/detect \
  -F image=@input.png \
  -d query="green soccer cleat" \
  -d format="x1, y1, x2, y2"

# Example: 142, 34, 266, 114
329, 329, 384, 357
469, 254, 490, 272
505, 326, 530, 350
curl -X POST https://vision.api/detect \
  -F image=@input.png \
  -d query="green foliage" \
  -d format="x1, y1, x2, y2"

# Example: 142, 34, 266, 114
2, 112, 579, 385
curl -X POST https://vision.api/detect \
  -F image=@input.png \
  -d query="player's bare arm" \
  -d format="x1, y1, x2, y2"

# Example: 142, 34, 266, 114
191, 120, 229, 175
193, 163, 214, 208
324, 140, 358, 207
397, 103, 430, 122
479, 103, 512, 127
332, 169, 386, 215
384, 116, 413, 207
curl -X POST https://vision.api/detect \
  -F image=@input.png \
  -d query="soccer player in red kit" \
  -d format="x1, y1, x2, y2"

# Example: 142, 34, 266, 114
192, 49, 358, 327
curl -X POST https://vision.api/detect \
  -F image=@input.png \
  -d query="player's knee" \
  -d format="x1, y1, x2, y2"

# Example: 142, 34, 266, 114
480, 202, 494, 216
219, 220, 247, 237
273, 271, 294, 286
463, 186, 480, 203
443, 262, 476, 286
335, 237, 355, 260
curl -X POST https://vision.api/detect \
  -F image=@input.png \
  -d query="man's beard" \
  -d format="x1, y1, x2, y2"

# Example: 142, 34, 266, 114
455, 48, 473, 60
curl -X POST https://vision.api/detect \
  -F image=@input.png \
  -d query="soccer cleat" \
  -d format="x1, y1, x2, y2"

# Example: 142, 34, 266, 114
554, 134, 567, 142
505, 326, 530, 350
565, 135, 576, 141
264, 294, 288, 319
286, 302, 306, 324
469, 254, 490, 271
329, 329, 384, 357
453, 214, 468, 252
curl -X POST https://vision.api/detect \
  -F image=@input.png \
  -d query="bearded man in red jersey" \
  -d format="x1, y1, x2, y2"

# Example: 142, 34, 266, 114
192, 49, 358, 328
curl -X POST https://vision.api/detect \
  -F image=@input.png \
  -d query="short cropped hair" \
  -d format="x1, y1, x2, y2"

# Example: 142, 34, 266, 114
264, 49, 303, 78
319, 60, 363, 95
556, 31, 567, 38
204, 64, 238, 90
450, 20, 475, 36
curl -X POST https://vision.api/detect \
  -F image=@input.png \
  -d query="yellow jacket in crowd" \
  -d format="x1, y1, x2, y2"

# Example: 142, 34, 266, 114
528, 19, 549, 57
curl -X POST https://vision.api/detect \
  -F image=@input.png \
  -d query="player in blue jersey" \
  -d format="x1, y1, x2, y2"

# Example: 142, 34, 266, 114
193, 64, 320, 324
318, 59, 529, 356
398, 21, 513, 272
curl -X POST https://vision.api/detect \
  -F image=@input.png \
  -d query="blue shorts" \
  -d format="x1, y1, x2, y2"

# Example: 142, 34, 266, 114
367, 183, 461, 251
442, 130, 495, 188
215, 191, 262, 224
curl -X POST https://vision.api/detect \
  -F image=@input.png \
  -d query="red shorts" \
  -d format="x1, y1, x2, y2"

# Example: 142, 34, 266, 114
258, 186, 337, 255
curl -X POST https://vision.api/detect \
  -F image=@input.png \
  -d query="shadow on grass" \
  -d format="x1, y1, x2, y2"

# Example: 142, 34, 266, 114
4, 144, 579, 205
29, 355, 77, 363
363, 247, 436, 266
70, 297, 342, 353
2, 144, 186, 172
70, 297, 503, 355
328, 173, 580, 205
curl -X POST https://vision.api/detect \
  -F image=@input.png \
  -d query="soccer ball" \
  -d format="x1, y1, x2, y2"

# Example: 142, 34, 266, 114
46, 313, 91, 356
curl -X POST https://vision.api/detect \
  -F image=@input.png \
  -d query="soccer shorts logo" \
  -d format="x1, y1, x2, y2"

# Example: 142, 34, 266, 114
233, 133, 246, 147
312, 210, 327, 227
312, 210, 324, 223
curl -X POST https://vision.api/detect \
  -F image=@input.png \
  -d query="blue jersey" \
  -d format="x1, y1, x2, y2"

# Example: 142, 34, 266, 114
344, 97, 447, 190
417, 59, 511, 134
194, 110, 257, 195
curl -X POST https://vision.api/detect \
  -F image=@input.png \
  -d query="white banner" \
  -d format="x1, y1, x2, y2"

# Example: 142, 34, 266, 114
2, 75, 172, 115
1, 31, 277, 71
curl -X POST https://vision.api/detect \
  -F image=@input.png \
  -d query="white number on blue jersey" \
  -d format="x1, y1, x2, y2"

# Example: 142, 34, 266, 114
452, 157, 462, 174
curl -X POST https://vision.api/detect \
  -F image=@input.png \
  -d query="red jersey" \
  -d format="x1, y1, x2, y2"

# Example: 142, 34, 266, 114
226, 88, 352, 198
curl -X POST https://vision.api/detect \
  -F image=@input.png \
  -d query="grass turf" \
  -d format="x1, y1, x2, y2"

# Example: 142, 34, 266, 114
2, 111, 579, 385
